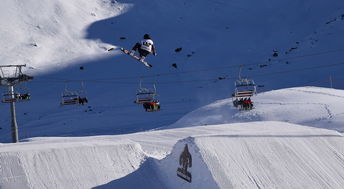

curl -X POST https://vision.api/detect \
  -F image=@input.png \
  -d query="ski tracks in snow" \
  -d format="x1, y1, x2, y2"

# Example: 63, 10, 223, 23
288, 88, 344, 99
256, 101, 335, 120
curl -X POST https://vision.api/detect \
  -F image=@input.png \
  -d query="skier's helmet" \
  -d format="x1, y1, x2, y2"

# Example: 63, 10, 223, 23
144, 34, 151, 39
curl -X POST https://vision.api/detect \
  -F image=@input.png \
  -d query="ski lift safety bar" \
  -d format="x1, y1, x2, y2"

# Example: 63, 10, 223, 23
0, 64, 26, 67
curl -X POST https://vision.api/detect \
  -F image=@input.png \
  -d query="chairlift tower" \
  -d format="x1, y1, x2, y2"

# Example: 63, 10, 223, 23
0, 65, 33, 143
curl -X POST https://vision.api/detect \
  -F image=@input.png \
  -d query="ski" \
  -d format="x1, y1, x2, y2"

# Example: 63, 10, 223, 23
107, 47, 115, 51
120, 48, 152, 68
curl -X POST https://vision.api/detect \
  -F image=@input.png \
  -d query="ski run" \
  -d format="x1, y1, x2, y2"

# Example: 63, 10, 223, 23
1, 0, 344, 188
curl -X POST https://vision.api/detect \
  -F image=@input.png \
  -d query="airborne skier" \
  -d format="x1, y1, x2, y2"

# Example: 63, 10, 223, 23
130, 34, 157, 62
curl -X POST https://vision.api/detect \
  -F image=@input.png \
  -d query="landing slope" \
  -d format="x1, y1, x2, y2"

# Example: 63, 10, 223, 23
170, 87, 344, 132
159, 122, 344, 188
1, 121, 343, 188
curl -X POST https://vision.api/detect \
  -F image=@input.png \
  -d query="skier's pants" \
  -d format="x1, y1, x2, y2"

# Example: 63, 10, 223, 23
132, 43, 150, 57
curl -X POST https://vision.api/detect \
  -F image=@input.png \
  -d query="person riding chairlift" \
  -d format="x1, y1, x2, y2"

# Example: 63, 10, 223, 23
143, 100, 160, 112
16, 93, 30, 100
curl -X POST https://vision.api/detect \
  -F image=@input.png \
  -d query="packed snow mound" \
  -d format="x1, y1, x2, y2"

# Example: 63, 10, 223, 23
169, 87, 344, 132
94, 137, 218, 189
94, 122, 344, 189
1, 121, 343, 188
192, 124, 344, 188
0, 139, 147, 189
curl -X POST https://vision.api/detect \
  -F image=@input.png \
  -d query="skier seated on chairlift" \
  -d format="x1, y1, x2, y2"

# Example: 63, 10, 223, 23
130, 34, 157, 62
143, 100, 160, 111
242, 98, 253, 110
247, 98, 253, 109
70, 96, 88, 105
73, 97, 88, 105
237, 98, 244, 106
78, 97, 88, 105
16, 93, 30, 100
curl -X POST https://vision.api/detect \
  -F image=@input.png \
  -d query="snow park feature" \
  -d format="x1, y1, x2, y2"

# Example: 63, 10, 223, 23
0, 122, 343, 188
1, 0, 344, 188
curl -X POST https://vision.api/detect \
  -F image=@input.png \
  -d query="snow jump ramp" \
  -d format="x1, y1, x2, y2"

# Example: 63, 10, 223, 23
97, 122, 344, 189
1, 122, 344, 189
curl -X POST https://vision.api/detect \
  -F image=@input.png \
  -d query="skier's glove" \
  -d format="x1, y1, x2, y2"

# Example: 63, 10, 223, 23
154, 52, 157, 56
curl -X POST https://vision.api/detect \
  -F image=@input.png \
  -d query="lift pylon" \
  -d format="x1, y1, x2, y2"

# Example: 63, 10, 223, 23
0, 65, 33, 143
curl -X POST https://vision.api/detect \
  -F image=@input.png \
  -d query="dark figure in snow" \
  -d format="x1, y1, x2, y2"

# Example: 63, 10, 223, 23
130, 34, 157, 62
179, 144, 192, 173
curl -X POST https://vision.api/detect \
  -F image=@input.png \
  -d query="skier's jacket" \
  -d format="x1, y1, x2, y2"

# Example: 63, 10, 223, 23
140, 39, 156, 55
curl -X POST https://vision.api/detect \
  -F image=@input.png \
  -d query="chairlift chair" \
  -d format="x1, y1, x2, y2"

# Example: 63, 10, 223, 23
60, 92, 80, 105
232, 78, 256, 110
60, 81, 88, 106
134, 80, 160, 111
134, 82, 158, 104
60, 91, 88, 106
134, 88, 157, 104
15, 86, 31, 102
2, 93, 16, 103
234, 78, 256, 94
15, 93, 31, 102
1, 91, 30, 103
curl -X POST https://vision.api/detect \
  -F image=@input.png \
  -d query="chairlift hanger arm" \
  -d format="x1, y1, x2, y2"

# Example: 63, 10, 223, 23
0, 65, 26, 68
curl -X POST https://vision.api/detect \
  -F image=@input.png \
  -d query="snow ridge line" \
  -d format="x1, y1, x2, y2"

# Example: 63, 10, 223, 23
288, 88, 344, 99
255, 102, 339, 120
195, 134, 342, 138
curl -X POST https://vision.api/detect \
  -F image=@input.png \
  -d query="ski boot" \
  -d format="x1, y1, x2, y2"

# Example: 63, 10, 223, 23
139, 56, 146, 62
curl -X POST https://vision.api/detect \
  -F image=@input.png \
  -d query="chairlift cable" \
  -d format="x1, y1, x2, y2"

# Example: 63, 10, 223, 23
152, 60, 344, 85
32, 60, 344, 86
34, 48, 344, 84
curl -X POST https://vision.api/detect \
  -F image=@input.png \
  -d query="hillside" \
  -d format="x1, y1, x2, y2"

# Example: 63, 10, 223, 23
170, 87, 344, 132
1, 1, 344, 188
1, 0, 344, 142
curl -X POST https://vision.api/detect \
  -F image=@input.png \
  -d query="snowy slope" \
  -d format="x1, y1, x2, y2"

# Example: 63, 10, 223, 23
0, 139, 146, 189
158, 123, 344, 189
1, 122, 343, 188
1, 0, 344, 142
0, 0, 130, 73
170, 86, 344, 132
1, 1, 344, 188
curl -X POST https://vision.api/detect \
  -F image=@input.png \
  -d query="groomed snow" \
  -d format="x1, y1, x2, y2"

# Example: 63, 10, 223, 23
169, 87, 344, 132
0, 122, 343, 188
1, 0, 344, 188
0, 0, 130, 73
